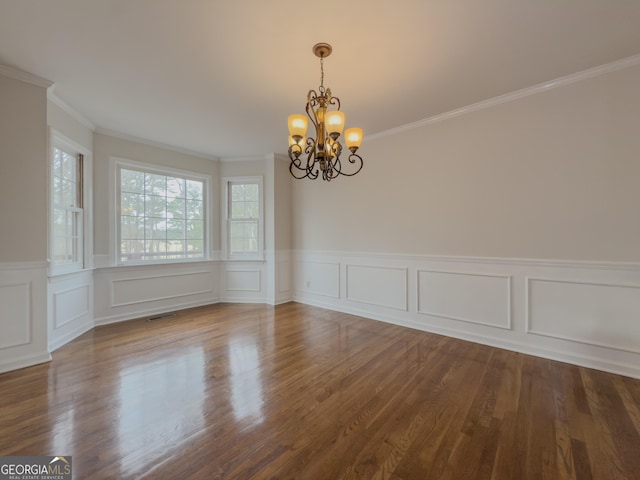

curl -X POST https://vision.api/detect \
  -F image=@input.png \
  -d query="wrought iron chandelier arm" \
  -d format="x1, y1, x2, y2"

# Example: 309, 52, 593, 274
288, 153, 311, 179
333, 151, 364, 177
328, 94, 340, 111
288, 156, 320, 180
306, 90, 320, 129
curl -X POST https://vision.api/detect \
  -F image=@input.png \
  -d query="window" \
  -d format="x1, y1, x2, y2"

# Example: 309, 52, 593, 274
117, 162, 208, 264
224, 177, 263, 259
51, 145, 83, 272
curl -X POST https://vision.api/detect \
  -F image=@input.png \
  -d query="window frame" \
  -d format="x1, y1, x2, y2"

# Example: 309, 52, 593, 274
114, 158, 211, 266
222, 176, 264, 261
49, 131, 91, 276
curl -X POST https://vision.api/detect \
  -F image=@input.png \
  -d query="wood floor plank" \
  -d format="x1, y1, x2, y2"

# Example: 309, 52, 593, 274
0, 302, 639, 479
579, 370, 633, 480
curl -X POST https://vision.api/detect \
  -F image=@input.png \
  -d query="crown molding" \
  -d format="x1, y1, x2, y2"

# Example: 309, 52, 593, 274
95, 127, 219, 161
48, 90, 96, 131
367, 53, 640, 143
0, 64, 53, 88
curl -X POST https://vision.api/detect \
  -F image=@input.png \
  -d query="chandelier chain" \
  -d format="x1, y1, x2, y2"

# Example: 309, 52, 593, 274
320, 56, 324, 89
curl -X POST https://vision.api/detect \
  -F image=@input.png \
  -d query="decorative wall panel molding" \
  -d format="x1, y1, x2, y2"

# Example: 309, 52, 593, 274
226, 270, 261, 292
526, 277, 640, 355
0, 263, 49, 374
53, 285, 90, 329
94, 263, 220, 328
346, 264, 408, 311
0, 281, 31, 349
111, 271, 213, 307
295, 261, 340, 298
292, 250, 640, 379
417, 270, 511, 329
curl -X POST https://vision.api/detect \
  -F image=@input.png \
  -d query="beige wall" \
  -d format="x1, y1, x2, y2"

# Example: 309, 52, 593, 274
274, 156, 292, 251
0, 75, 48, 262
292, 64, 640, 263
93, 132, 220, 261
220, 158, 266, 178
47, 100, 93, 149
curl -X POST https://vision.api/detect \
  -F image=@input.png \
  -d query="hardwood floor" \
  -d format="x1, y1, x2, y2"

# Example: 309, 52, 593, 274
1, 302, 639, 479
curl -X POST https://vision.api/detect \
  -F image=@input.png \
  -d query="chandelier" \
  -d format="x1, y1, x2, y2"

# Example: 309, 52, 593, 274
287, 43, 364, 181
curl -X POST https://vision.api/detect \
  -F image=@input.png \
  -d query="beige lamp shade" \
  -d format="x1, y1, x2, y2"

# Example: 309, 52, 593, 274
345, 127, 363, 150
325, 111, 346, 136
288, 114, 308, 138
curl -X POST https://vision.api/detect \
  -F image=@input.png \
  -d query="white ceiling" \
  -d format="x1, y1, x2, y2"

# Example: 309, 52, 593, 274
1, 0, 640, 159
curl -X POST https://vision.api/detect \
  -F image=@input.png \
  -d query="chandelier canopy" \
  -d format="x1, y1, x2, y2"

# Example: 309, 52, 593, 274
288, 43, 363, 181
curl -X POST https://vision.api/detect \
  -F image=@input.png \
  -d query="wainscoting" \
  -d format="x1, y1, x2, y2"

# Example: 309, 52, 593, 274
94, 251, 292, 326
48, 269, 93, 351
0, 262, 49, 374
2, 252, 292, 372
94, 261, 221, 326
293, 251, 640, 379
3, 251, 637, 379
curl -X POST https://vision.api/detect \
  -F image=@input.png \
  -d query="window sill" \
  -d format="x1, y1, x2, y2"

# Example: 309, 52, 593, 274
92, 257, 268, 274
117, 257, 210, 268
223, 255, 265, 263
96, 258, 215, 273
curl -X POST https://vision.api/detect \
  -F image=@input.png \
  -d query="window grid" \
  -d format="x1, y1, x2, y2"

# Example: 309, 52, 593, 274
119, 167, 205, 263
52, 147, 83, 268
228, 182, 260, 256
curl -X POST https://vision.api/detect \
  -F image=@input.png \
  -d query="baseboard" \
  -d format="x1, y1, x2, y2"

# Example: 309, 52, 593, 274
49, 321, 94, 352
94, 298, 221, 326
0, 352, 52, 375
292, 293, 640, 379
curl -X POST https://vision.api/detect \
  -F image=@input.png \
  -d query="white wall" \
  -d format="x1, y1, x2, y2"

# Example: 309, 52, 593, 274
0, 68, 51, 372
92, 132, 221, 324
46, 100, 95, 351
218, 155, 292, 304
219, 158, 268, 303
291, 61, 640, 378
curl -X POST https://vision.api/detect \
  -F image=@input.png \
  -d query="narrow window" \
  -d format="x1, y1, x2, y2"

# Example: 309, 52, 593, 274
52, 146, 83, 272
225, 178, 263, 259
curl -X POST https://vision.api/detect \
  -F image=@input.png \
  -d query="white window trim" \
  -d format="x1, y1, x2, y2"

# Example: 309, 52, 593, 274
49, 129, 93, 276
112, 157, 212, 266
222, 176, 264, 261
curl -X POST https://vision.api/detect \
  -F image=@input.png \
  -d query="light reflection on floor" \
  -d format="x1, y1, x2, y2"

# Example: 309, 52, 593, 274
116, 347, 205, 475
228, 340, 264, 428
